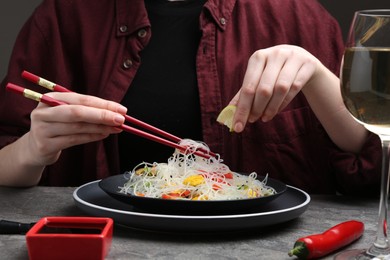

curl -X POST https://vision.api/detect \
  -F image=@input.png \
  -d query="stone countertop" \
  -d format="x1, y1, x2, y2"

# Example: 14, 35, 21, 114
0, 186, 379, 260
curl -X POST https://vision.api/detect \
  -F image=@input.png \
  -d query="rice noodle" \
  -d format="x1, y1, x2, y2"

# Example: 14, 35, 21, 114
119, 139, 276, 200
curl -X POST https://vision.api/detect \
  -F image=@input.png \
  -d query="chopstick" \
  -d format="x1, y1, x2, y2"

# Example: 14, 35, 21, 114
21, 71, 216, 158
22, 71, 71, 93
6, 82, 213, 159
6, 83, 67, 106
0, 220, 35, 234
22, 71, 182, 142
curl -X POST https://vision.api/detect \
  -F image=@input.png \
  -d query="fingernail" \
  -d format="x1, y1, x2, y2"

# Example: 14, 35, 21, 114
118, 106, 128, 114
114, 115, 125, 124
234, 122, 244, 132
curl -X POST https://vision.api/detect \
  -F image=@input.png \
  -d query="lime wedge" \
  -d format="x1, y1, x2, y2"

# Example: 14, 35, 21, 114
216, 105, 237, 132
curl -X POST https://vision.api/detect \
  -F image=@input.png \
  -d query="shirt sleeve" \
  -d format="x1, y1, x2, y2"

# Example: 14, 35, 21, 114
296, 2, 382, 195
0, 1, 68, 149
330, 132, 381, 195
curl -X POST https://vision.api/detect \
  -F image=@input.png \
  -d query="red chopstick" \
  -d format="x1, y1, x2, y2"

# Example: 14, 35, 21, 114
22, 71, 181, 141
21, 71, 216, 157
6, 82, 212, 159
22, 71, 71, 93
6, 83, 67, 106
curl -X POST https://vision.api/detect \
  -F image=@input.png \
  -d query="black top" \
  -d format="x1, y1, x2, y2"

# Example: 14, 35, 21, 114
119, 0, 206, 172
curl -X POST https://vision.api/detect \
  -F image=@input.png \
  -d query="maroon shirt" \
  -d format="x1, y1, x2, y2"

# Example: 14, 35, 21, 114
0, 0, 381, 194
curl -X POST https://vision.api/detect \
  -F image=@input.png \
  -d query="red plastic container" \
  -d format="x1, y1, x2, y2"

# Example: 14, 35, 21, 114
26, 217, 113, 260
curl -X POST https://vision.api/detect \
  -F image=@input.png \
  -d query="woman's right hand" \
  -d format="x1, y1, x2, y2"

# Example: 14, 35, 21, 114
27, 92, 127, 167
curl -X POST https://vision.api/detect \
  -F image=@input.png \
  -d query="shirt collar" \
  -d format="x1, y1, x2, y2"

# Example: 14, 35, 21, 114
115, 0, 237, 36
203, 0, 237, 31
115, 0, 150, 37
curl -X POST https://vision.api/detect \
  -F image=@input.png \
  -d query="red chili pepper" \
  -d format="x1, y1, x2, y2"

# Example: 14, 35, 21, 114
288, 220, 364, 259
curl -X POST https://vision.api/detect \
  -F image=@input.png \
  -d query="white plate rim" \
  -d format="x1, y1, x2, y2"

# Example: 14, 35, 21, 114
73, 180, 311, 220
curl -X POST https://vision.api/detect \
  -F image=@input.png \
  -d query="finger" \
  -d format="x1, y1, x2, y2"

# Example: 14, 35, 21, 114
278, 60, 316, 112
32, 104, 126, 127
48, 133, 110, 150
32, 132, 110, 160
46, 92, 128, 114
249, 51, 289, 122
35, 121, 123, 138
233, 51, 266, 132
260, 58, 303, 121
29, 117, 121, 154
292, 59, 316, 91
229, 92, 240, 106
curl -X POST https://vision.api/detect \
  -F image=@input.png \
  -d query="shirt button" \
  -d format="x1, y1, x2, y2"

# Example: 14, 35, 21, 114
138, 29, 147, 38
123, 59, 133, 69
220, 18, 226, 25
119, 25, 128, 33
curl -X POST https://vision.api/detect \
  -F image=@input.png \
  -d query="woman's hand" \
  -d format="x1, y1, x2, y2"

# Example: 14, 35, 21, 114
230, 44, 321, 132
228, 44, 368, 154
0, 91, 128, 187
26, 92, 127, 167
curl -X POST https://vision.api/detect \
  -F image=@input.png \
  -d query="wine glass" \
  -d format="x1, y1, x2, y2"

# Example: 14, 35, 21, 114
335, 9, 390, 260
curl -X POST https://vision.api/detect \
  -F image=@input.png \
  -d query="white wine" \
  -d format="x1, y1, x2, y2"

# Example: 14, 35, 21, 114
341, 47, 390, 135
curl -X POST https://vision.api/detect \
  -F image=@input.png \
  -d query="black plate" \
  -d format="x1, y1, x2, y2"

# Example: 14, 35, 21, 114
98, 174, 287, 215
73, 180, 310, 232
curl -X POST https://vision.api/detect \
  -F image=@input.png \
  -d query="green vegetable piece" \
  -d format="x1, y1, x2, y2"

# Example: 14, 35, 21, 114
288, 241, 309, 259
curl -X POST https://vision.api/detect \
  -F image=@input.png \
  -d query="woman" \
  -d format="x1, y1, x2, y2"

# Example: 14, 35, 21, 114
0, 0, 381, 195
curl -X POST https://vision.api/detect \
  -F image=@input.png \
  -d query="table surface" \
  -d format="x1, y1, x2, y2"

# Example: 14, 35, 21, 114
0, 186, 381, 260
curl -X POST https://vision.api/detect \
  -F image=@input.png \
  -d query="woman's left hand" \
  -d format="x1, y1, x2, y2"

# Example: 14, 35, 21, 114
230, 44, 321, 132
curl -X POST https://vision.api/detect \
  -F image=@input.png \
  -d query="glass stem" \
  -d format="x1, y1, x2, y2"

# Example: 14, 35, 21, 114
368, 137, 390, 256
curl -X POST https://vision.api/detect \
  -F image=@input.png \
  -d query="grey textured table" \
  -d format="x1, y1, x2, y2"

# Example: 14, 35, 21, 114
0, 186, 380, 259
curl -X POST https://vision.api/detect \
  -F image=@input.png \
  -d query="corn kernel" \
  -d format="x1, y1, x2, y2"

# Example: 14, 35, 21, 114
183, 175, 205, 186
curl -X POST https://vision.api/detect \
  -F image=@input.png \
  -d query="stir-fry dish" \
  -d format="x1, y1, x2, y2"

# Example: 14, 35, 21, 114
119, 139, 276, 201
